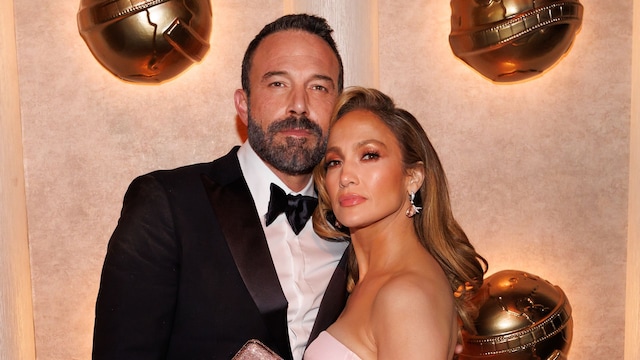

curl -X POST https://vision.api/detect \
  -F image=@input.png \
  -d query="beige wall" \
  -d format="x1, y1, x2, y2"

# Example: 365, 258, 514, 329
0, 0, 35, 359
377, 2, 631, 358
625, 1, 640, 359
4, 0, 635, 358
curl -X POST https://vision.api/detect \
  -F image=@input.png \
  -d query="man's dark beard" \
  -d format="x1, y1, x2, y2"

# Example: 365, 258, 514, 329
247, 114, 328, 175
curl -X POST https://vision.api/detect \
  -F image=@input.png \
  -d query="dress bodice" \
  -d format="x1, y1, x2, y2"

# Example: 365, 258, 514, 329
304, 331, 362, 360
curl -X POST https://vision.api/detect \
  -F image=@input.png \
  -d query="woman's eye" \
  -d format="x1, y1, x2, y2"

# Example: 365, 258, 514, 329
362, 152, 380, 160
325, 159, 341, 168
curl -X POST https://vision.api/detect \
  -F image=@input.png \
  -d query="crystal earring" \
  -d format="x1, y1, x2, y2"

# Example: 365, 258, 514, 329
405, 192, 422, 218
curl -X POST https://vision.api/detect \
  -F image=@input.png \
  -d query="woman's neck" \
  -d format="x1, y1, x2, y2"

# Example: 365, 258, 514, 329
349, 219, 421, 281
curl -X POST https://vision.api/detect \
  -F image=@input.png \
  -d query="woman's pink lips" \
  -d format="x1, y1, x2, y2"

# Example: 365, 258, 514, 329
339, 194, 365, 207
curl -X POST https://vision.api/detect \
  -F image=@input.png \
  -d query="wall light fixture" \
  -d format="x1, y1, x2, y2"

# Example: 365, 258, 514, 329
77, 0, 212, 84
449, 0, 583, 83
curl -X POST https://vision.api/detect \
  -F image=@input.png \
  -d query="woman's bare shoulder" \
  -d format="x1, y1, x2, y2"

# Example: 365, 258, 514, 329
370, 273, 457, 358
374, 271, 452, 315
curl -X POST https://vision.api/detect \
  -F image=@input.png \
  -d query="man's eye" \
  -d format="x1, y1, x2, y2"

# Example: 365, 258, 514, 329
311, 85, 328, 92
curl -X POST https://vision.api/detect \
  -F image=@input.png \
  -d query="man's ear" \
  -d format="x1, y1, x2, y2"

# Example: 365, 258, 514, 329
234, 89, 249, 126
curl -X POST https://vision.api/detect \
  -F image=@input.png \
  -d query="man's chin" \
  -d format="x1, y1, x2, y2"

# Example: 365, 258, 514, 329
268, 147, 323, 175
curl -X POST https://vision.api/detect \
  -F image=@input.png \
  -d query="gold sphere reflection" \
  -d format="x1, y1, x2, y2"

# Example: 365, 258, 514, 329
459, 270, 573, 360
78, 0, 213, 84
449, 0, 583, 83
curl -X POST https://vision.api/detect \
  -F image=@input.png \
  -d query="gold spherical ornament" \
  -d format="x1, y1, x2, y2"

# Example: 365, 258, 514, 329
77, 0, 212, 84
449, 0, 583, 83
459, 270, 573, 360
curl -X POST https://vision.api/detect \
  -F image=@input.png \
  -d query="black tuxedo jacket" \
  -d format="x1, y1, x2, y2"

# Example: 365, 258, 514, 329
92, 147, 348, 360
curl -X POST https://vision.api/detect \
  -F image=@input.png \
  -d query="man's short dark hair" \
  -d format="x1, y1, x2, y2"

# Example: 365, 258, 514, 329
241, 14, 344, 96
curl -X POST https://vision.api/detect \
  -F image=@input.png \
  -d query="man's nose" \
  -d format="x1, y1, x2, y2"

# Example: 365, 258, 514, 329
287, 86, 309, 116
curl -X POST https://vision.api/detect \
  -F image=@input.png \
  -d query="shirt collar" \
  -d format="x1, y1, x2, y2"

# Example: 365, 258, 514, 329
237, 142, 316, 221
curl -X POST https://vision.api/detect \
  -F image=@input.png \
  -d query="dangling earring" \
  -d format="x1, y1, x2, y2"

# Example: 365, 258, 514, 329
405, 192, 422, 218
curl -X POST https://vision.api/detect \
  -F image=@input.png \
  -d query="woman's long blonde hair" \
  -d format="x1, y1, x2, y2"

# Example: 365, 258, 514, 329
313, 87, 488, 331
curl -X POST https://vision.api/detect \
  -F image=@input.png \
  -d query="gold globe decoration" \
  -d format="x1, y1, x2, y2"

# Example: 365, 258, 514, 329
449, 0, 583, 83
459, 270, 573, 360
77, 0, 212, 84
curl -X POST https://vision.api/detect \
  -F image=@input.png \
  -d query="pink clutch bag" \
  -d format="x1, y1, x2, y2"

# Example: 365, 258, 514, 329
232, 339, 284, 360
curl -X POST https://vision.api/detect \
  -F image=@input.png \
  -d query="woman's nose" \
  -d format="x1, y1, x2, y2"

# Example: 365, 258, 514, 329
339, 162, 357, 189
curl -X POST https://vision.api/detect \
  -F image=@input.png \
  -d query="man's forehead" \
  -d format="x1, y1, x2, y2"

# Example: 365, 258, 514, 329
251, 32, 339, 77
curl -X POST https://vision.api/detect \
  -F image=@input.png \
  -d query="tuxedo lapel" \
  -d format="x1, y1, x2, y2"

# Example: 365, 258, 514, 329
200, 149, 292, 359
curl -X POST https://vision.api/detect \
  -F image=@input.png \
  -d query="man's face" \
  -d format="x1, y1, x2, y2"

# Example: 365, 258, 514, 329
237, 30, 341, 175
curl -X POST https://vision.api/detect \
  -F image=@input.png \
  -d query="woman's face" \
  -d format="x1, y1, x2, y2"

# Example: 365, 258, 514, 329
324, 109, 412, 230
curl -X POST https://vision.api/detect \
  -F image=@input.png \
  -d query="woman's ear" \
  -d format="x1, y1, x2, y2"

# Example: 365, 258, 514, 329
407, 163, 425, 193
234, 89, 249, 126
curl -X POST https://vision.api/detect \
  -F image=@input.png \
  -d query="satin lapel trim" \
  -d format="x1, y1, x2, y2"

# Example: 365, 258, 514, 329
201, 174, 292, 358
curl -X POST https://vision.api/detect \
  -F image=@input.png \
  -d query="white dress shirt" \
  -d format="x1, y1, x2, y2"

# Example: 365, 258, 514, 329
237, 142, 348, 360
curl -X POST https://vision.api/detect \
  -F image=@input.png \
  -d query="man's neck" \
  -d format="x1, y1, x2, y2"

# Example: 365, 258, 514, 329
267, 165, 313, 193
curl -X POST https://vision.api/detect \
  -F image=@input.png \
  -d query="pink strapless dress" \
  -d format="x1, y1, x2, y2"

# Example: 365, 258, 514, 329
304, 331, 362, 360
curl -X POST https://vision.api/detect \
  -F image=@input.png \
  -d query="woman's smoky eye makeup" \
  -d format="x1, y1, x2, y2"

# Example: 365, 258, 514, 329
359, 141, 386, 161
361, 149, 380, 161
325, 159, 340, 169
323, 150, 341, 169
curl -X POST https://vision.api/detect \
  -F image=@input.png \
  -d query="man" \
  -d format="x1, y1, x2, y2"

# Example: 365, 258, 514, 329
92, 14, 348, 360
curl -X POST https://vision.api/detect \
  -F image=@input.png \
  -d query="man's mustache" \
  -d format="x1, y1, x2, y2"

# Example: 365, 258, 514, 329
268, 115, 323, 136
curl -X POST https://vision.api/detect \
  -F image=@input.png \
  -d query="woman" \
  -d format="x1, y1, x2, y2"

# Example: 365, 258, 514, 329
305, 87, 487, 359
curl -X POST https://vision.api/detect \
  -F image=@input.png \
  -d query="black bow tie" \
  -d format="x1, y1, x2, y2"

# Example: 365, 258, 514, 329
265, 183, 318, 235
